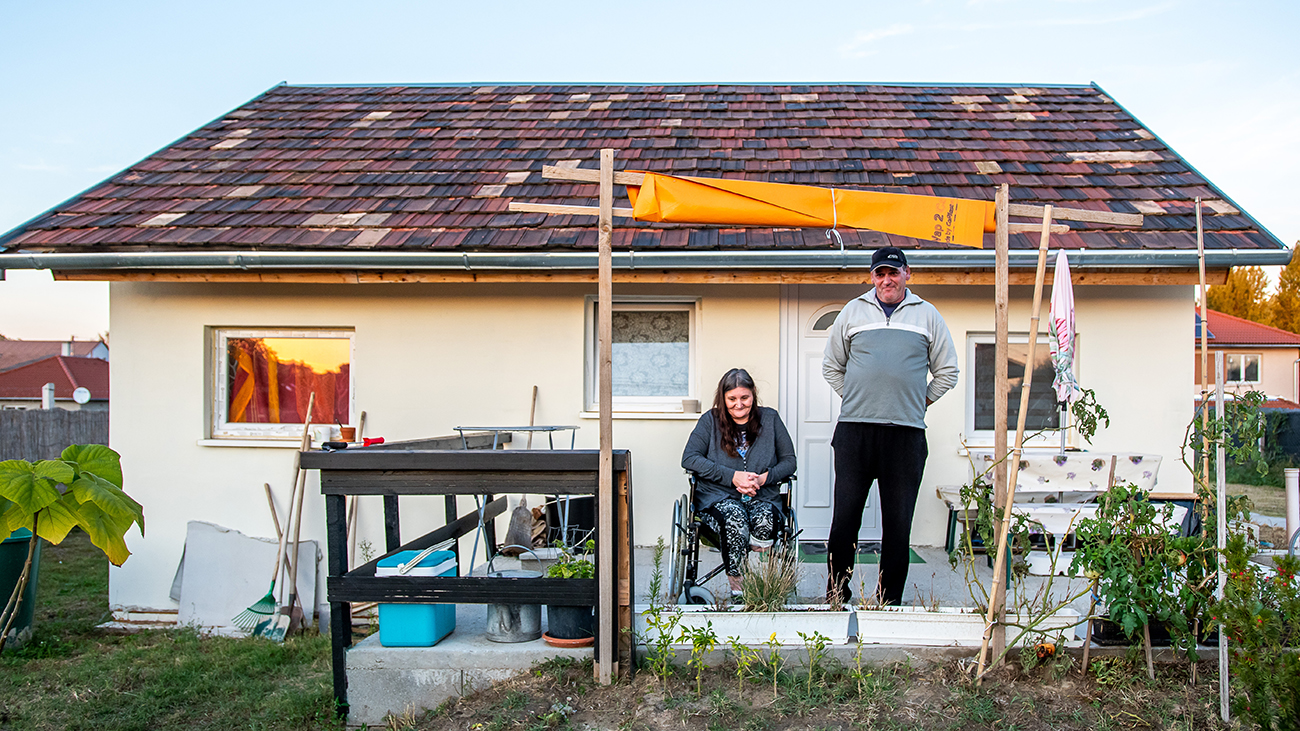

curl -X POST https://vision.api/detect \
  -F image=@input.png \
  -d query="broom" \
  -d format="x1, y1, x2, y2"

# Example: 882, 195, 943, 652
233, 393, 315, 631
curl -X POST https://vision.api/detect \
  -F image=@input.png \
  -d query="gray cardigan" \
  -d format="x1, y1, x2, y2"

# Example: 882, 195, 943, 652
680, 406, 797, 510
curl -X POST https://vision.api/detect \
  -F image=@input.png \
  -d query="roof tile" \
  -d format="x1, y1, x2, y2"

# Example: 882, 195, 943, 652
0, 83, 1281, 254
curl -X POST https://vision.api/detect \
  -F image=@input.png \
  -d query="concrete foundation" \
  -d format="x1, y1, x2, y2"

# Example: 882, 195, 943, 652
345, 602, 590, 726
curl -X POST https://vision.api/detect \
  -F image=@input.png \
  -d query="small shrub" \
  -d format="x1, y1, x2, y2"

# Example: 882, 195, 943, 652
1214, 535, 1300, 730
738, 543, 800, 612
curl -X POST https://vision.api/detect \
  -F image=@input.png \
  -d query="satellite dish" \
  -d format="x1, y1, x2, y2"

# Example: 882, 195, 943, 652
73, 387, 91, 405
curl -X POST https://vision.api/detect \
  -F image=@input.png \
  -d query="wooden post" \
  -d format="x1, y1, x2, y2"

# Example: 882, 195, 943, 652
978, 197, 1052, 679
1194, 199, 1208, 688
1215, 352, 1230, 722
596, 148, 615, 684
977, 184, 1011, 677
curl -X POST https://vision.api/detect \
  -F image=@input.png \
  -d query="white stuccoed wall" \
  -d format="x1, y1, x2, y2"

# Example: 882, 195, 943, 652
106, 279, 1193, 613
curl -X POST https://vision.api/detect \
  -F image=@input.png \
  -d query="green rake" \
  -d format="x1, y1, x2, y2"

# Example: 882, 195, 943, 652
233, 394, 315, 634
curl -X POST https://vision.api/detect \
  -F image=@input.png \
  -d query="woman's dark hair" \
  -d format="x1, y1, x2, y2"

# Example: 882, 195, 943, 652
711, 368, 762, 458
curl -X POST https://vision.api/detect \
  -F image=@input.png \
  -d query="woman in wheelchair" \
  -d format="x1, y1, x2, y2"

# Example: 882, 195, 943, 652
681, 368, 796, 597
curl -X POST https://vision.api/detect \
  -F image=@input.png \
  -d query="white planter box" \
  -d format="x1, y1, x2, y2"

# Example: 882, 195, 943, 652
854, 606, 1082, 647
634, 604, 855, 645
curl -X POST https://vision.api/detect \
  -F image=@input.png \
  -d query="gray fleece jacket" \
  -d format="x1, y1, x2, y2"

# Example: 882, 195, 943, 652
821, 288, 959, 430
680, 406, 797, 510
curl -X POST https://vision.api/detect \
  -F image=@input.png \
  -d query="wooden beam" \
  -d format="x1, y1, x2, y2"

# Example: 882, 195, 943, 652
1008, 203, 1142, 226
982, 183, 1011, 676
542, 165, 646, 186
52, 269, 1229, 285
511, 205, 1072, 229
596, 148, 615, 686
1007, 223, 1069, 234
541, 167, 1141, 226
508, 202, 635, 218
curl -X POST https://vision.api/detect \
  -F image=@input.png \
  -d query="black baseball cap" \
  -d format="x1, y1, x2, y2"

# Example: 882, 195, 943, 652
870, 246, 908, 272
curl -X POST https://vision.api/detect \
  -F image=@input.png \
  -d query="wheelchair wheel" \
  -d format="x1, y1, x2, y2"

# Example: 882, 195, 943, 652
679, 584, 714, 606
667, 494, 689, 603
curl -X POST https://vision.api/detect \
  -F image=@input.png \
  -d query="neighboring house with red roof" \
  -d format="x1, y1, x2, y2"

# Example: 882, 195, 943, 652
0, 339, 108, 372
1195, 309, 1300, 403
0, 82, 1290, 619
0, 355, 109, 410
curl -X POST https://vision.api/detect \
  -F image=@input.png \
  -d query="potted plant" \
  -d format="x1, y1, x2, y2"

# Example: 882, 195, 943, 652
544, 539, 595, 646
0, 445, 144, 652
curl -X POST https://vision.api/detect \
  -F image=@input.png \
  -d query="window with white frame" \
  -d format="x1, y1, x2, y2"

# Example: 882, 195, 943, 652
1226, 353, 1261, 383
586, 298, 696, 412
966, 333, 1067, 443
210, 328, 354, 438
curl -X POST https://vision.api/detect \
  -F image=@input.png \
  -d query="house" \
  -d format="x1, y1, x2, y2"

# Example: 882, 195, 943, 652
0, 355, 109, 410
0, 339, 108, 372
0, 83, 1290, 620
1194, 309, 1300, 403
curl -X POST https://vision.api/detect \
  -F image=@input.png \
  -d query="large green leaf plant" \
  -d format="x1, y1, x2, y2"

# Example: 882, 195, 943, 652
0, 444, 143, 651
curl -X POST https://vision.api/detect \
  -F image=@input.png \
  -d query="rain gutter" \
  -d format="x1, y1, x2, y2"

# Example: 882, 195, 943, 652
0, 248, 1293, 272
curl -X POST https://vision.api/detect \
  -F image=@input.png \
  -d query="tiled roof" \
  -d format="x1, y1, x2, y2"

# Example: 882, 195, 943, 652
0, 340, 106, 372
0, 84, 1283, 254
0, 356, 109, 400
1203, 310, 1300, 346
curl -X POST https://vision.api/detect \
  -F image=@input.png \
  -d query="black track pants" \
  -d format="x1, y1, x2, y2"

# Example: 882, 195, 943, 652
826, 422, 927, 605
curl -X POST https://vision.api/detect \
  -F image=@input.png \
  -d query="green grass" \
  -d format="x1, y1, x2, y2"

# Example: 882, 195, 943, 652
0, 529, 338, 731
1230, 482, 1289, 517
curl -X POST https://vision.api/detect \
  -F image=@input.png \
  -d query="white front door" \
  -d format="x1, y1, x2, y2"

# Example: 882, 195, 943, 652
782, 285, 881, 543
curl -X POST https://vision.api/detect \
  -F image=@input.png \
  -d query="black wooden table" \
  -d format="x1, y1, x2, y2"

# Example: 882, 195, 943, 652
301, 441, 633, 717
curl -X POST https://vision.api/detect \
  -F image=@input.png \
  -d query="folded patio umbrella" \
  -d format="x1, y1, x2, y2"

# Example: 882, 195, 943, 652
626, 172, 995, 248
1048, 250, 1080, 453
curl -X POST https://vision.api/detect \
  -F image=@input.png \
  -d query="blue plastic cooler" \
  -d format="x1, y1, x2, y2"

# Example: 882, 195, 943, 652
376, 550, 457, 647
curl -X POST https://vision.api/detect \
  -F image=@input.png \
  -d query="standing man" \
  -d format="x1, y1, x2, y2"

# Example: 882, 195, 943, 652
821, 246, 959, 605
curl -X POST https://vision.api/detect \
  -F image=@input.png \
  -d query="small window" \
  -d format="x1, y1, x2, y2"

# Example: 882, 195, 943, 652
811, 310, 841, 332
1226, 354, 1261, 383
586, 299, 695, 412
966, 333, 1067, 443
211, 328, 354, 438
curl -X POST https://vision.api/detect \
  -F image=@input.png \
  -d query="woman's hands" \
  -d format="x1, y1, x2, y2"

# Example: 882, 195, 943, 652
731, 470, 769, 496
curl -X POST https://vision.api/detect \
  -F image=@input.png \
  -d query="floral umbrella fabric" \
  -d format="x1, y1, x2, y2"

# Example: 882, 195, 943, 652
1048, 249, 1080, 405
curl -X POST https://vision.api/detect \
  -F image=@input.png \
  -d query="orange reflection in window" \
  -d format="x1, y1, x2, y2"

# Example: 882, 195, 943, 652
227, 337, 350, 425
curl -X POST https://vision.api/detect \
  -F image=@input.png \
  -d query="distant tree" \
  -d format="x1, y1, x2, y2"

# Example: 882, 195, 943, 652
1207, 266, 1271, 322
1266, 247, 1300, 334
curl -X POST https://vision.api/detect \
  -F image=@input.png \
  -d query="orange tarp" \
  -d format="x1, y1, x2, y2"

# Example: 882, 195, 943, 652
626, 172, 995, 248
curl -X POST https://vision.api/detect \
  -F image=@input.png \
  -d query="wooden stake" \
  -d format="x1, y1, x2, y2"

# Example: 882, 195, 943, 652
1195, 198, 1208, 689
1215, 352, 1230, 722
1081, 578, 1098, 673
596, 148, 615, 685
977, 184, 1011, 679
978, 198, 1052, 680
1144, 623, 1156, 680
527, 385, 538, 449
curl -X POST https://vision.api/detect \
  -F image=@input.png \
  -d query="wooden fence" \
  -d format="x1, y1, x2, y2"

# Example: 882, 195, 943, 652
0, 409, 110, 461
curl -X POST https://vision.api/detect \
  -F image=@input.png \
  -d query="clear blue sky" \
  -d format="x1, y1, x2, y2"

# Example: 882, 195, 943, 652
2, 0, 1296, 340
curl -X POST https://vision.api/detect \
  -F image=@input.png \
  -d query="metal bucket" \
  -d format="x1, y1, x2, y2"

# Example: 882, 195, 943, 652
484, 550, 542, 643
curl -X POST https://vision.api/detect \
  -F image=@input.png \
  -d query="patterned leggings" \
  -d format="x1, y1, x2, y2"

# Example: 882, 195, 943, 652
698, 498, 781, 577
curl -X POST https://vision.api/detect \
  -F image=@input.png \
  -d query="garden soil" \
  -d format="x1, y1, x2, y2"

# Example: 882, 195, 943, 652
410, 655, 1232, 730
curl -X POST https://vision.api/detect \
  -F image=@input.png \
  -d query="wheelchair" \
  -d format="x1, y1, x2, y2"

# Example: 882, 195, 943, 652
667, 471, 799, 605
